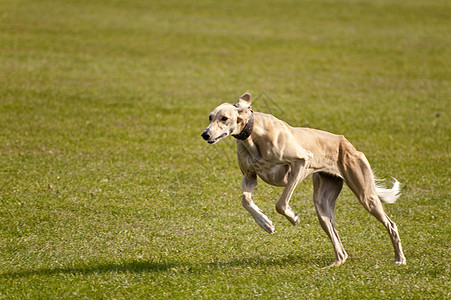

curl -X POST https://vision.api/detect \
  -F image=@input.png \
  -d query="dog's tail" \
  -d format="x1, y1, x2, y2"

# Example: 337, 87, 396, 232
375, 178, 401, 204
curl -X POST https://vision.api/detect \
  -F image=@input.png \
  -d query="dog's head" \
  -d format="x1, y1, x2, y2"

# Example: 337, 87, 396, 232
201, 93, 253, 144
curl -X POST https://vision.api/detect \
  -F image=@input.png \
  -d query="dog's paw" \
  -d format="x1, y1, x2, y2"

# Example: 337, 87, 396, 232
395, 258, 406, 266
254, 214, 275, 234
261, 222, 275, 234
290, 214, 300, 226
323, 260, 344, 269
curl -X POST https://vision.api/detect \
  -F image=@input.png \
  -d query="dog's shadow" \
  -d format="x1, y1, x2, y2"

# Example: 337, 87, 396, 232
1, 255, 331, 278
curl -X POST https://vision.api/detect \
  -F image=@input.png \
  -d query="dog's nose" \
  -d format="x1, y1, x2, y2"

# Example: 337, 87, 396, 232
201, 131, 210, 141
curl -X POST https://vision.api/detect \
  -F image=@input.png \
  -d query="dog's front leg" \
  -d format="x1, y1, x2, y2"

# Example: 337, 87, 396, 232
275, 161, 309, 226
241, 173, 275, 234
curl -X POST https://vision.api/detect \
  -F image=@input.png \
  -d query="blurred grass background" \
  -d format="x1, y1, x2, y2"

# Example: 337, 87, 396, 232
0, 0, 449, 298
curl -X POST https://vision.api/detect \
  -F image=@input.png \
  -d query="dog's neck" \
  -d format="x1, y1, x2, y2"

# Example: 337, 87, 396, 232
233, 112, 254, 140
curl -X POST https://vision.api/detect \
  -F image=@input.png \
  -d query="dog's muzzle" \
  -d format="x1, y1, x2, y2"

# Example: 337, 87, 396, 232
201, 130, 227, 144
201, 130, 211, 141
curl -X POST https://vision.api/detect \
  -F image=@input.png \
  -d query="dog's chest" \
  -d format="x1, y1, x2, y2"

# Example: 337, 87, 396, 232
237, 138, 292, 186
241, 152, 291, 187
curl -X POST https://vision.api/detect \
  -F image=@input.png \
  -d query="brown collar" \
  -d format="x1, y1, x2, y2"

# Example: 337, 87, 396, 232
233, 113, 254, 140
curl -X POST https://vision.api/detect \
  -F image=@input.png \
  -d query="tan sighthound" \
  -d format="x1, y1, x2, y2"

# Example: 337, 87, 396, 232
201, 93, 406, 267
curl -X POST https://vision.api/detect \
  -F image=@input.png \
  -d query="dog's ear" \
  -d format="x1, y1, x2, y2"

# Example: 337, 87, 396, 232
234, 93, 252, 118
236, 93, 252, 124
238, 93, 252, 107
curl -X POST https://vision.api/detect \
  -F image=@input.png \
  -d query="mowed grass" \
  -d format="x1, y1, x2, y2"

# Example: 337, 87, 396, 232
0, 0, 449, 298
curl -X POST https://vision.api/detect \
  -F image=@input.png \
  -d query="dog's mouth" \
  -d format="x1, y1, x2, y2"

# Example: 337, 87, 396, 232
208, 133, 228, 144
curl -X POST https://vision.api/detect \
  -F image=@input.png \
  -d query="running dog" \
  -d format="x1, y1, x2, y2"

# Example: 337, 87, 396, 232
201, 93, 406, 266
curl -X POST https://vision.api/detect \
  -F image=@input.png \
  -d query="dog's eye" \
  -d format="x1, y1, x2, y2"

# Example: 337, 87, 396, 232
221, 117, 228, 122
209, 115, 212, 122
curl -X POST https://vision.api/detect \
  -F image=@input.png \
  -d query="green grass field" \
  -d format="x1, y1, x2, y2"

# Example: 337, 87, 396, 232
1, 0, 449, 298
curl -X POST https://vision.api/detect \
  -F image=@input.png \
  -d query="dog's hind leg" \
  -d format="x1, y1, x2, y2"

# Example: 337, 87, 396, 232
360, 194, 406, 265
312, 173, 347, 267
241, 173, 275, 234
342, 152, 406, 265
